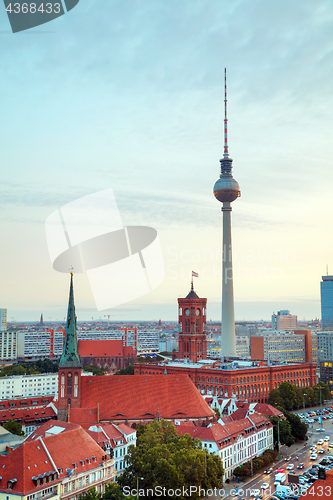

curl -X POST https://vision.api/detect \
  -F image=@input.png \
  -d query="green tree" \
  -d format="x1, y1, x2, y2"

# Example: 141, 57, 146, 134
280, 409, 308, 440
3, 419, 25, 436
102, 483, 136, 500
277, 382, 299, 411
118, 420, 223, 500
115, 364, 135, 376
270, 416, 294, 447
83, 365, 105, 376
213, 406, 221, 419
267, 388, 284, 408
79, 488, 101, 500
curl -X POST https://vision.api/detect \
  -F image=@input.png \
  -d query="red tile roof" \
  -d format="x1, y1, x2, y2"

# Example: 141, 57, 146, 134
0, 421, 112, 495
76, 374, 214, 423
0, 440, 60, 495
78, 340, 135, 358
175, 413, 272, 451
254, 403, 284, 418
0, 396, 54, 409
0, 406, 56, 426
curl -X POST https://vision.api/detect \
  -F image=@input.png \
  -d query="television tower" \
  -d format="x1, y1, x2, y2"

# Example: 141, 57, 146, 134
213, 69, 240, 357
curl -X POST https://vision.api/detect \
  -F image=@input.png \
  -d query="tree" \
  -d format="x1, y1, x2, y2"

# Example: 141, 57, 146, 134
115, 364, 134, 376
280, 409, 308, 441
3, 419, 25, 436
267, 389, 284, 408
270, 416, 294, 447
213, 406, 221, 419
117, 420, 224, 500
102, 483, 136, 500
79, 488, 101, 500
83, 365, 105, 376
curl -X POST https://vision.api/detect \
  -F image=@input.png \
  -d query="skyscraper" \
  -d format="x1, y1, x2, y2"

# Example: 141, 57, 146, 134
321, 275, 333, 330
213, 69, 240, 357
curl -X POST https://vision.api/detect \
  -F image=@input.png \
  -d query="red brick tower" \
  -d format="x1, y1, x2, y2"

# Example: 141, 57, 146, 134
177, 282, 207, 362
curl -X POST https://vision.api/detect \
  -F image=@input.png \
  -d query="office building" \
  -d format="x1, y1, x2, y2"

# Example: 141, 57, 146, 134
251, 329, 317, 364
321, 275, 333, 330
0, 329, 17, 360
271, 310, 297, 330
16, 328, 65, 360
317, 331, 333, 361
0, 308, 7, 331
319, 360, 333, 390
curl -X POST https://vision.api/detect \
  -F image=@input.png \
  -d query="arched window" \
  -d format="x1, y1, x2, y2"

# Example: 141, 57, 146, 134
61, 373, 65, 398
67, 373, 72, 396
74, 372, 78, 398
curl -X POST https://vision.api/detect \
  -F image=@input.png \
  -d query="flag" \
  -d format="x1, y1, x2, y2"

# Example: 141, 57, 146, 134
192, 271, 199, 278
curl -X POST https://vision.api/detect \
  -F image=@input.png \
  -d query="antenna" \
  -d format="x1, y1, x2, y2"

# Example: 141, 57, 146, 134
223, 67, 228, 158
327, 264, 328, 276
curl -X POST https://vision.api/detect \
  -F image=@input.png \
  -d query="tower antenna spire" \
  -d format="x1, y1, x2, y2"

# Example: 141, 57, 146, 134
224, 67, 229, 158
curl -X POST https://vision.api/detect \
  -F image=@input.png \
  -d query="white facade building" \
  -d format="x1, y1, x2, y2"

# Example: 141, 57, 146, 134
0, 329, 17, 360
176, 412, 273, 481
0, 372, 58, 400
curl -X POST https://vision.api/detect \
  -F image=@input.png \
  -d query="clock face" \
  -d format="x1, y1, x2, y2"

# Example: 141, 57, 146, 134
185, 309, 190, 316
196, 309, 200, 316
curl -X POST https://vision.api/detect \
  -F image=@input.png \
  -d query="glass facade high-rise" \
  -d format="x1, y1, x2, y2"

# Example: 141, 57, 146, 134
320, 276, 333, 330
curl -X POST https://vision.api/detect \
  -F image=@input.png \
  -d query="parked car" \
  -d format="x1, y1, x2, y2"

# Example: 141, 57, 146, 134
319, 449, 325, 454
317, 439, 324, 445
324, 436, 330, 441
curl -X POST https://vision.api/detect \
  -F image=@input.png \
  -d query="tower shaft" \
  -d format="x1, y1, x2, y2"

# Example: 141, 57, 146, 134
221, 202, 236, 356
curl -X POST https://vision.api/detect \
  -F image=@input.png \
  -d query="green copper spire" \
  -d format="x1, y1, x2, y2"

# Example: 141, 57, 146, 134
59, 273, 81, 368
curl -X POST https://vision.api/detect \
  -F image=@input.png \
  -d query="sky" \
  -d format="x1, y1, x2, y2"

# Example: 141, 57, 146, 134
0, 0, 332, 322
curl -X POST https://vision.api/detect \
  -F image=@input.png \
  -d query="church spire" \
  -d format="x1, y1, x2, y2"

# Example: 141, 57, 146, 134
59, 273, 81, 368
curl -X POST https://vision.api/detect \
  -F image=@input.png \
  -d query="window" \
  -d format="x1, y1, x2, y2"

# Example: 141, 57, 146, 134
86, 476, 89, 485
79, 479, 82, 487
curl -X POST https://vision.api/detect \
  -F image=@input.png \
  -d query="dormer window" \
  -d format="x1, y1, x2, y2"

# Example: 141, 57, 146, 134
80, 460, 85, 466
86, 458, 91, 464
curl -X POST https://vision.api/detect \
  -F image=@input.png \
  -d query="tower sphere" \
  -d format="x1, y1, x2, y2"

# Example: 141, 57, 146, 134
213, 174, 241, 203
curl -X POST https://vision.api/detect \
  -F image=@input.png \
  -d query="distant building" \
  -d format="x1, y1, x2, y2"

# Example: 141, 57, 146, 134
272, 310, 297, 330
0, 372, 58, 400
207, 336, 250, 358
0, 309, 7, 331
0, 329, 16, 360
317, 331, 333, 361
251, 330, 317, 364
321, 275, 333, 330
319, 360, 333, 392
78, 339, 136, 372
16, 328, 65, 360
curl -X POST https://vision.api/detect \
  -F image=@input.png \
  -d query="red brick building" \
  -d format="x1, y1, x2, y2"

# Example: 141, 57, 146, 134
135, 359, 317, 403
58, 275, 216, 427
177, 284, 207, 362
78, 339, 137, 373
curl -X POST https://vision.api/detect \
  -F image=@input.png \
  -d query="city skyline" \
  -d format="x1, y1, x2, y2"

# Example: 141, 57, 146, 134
0, 0, 332, 321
